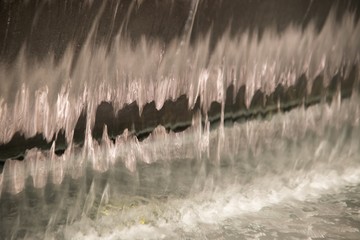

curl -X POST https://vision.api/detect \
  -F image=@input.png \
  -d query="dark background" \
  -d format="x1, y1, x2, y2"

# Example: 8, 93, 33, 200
1, 0, 359, 64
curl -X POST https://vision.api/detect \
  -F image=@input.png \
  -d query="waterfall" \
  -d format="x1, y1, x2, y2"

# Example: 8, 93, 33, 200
0, 1, 360, 239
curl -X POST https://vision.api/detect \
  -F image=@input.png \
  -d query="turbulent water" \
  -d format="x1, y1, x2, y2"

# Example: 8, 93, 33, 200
1, 97, 360, 239
1, 1, 360, 239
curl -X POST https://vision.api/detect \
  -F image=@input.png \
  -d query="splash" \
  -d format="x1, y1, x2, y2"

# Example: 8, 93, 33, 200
1, 92, 360, 239
0, 3, 360, 240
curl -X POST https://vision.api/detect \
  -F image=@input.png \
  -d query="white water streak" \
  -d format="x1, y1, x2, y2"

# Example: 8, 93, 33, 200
0, 12, 359, 144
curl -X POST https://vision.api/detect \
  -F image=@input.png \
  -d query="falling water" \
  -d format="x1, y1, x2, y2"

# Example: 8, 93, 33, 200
0, 1, 360, 239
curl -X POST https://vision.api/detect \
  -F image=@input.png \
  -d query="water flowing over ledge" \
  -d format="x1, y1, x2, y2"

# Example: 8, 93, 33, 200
0, 1, 360, 239
0, 9, 360, 161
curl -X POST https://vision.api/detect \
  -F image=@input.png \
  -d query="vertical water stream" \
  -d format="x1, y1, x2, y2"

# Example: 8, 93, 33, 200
0, 1, 360, 239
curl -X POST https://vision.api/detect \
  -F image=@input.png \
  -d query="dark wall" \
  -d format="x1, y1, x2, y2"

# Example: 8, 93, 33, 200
0, 0, 359, 64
